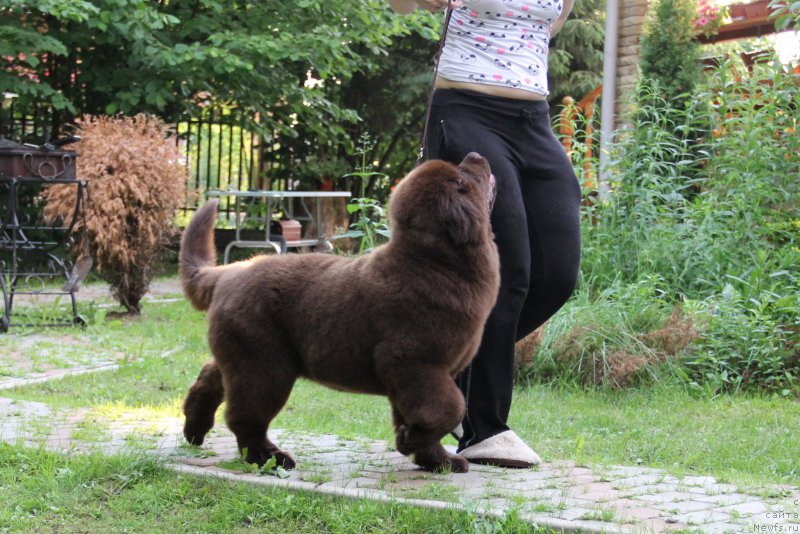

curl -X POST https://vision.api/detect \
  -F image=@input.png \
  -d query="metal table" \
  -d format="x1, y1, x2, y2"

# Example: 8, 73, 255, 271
206, 189, 351, 263
1, 137, 89, 332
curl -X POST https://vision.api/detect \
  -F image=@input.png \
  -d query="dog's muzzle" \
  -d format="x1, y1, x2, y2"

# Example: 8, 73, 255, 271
487, 173, 497, 214
459, 152, 496, 214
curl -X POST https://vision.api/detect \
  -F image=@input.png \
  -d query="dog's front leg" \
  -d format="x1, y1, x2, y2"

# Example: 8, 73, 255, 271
393, 406, 468, 473
387, 367, 469, 473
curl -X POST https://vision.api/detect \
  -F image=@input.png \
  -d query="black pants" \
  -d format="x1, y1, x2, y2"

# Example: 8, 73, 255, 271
424, 89, 581, 449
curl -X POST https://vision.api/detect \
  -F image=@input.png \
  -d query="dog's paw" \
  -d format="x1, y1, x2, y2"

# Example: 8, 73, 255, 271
395, 424, 413, 455
444, 453, 470, 473
183, 424, 207, 447
244, 447, 296, 470
273, 450, 296, 470
413, 448, 470, 473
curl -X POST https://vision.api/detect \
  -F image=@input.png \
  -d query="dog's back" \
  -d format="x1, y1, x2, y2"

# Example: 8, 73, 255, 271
180, 204, 484, 394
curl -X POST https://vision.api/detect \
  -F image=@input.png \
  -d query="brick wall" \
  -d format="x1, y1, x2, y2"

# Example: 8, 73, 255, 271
614, 0, 650, 127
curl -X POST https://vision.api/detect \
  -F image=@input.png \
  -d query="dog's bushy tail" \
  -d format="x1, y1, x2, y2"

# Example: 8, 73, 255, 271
180, 200, 223, 311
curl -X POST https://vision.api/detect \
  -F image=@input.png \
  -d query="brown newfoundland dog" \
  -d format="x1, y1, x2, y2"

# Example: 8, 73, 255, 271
179, 153, 499, 473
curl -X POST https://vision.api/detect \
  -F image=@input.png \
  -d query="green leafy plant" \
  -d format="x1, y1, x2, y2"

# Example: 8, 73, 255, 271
334, 133, 391, 254
768, 0, 800, 30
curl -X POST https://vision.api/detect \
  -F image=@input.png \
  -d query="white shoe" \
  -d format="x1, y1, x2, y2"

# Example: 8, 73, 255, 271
458, 430, 541, 468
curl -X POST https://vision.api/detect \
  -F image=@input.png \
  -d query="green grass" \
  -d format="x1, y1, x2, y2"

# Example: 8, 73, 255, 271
0, 444, 550, 533
3, 297, 799, 490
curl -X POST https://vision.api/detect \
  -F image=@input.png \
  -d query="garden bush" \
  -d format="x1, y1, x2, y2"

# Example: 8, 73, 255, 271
43, 114, 187, 314
639, 0, 702, 102
523, 57, 800, 393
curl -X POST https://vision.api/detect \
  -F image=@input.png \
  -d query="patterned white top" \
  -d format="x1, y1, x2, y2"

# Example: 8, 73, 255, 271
437, 0, 562, 96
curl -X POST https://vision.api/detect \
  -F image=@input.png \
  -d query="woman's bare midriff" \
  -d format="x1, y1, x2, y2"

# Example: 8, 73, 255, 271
434, 76, 548, 101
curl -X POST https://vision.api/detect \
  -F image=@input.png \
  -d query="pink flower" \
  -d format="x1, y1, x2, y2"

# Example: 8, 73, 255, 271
698, 16, 709, 25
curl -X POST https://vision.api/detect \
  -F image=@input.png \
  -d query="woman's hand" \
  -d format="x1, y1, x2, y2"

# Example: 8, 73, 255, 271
416, 0, 462, 11
387, 0, 462, 14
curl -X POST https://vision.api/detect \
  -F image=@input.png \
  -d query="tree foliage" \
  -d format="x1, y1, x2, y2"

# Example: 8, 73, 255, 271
548, 0, 606, 106
639, 0, 702, 101
2, 1, 606, 192
1, 0, 434, 140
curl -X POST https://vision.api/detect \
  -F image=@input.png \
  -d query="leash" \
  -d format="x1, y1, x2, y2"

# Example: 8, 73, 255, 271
416, 2, 454, 167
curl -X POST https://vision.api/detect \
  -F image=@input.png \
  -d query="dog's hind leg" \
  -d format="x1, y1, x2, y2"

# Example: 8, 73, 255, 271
222, 355, 298, 469
183, 361, 225, 446
387, 366, 469, 473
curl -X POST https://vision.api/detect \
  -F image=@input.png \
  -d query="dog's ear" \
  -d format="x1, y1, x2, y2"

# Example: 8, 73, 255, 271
435, 175, 488, 245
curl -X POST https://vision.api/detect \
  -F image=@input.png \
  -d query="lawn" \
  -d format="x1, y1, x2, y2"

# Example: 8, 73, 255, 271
3, 294, 798, 490
1, 444, 553, 533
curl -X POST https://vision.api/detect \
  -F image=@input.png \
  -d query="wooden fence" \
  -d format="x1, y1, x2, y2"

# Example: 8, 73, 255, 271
557, 84, 603, 191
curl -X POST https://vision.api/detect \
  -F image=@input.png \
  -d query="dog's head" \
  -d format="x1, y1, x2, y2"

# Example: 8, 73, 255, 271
389, 153, 495, 246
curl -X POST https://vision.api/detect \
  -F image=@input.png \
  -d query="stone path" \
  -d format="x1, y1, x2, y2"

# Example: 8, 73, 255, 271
2, 280, 799, 532
1, 388, 799, 533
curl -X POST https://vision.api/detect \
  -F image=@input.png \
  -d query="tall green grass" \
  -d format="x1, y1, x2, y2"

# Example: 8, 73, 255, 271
536, 57, 800, 393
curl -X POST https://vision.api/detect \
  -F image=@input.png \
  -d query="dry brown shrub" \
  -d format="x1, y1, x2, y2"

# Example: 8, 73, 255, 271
514, 325, 545, 372
602, 351, 651, 388
639, 305, 699, 357
552, 306, 700, 388
42, 114, 187, 314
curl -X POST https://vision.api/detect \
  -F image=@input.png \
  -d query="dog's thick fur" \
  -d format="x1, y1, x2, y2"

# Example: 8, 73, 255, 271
180, 153, 500, 473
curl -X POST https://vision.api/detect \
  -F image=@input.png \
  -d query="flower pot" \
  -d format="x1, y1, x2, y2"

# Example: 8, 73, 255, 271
728, 0, 771, 21
729, 3, 746, 20
744, 0, 769, 19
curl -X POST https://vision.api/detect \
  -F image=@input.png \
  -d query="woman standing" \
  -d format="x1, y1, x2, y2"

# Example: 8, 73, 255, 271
387, 0, 580, 468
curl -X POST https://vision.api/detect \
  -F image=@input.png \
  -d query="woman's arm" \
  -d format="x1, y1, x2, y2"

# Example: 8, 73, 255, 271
387, 0, 462, 15
550, 0, 575, 35
387, 0, 418, 14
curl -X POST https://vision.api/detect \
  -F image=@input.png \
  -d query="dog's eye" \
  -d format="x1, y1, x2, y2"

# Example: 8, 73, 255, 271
456, 179, 469, 194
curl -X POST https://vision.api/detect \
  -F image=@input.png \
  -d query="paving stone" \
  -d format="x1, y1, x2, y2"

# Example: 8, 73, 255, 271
694, 492, 753, 505
573, 490, 623, 503
613, 474, 673, 489
719, 501, 770, 518
704, 483, 740, 494
681, 475, 719, 487
341, 476, 381, 489
605, 466, 661, 476
653, 499, 716, 514
698, 521, 750, 533
183, 455, 223, 467
618, 483, 682, 498
522, 488, 570, 501
571, 518, 633, 533
615, 506, 665, 522
637, 517, 689, 532
580, 481, 619, 493
637, 490, 707, 504
672, 509, 732, 525
556, 506, 598, 521
496, 467, 555, 480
